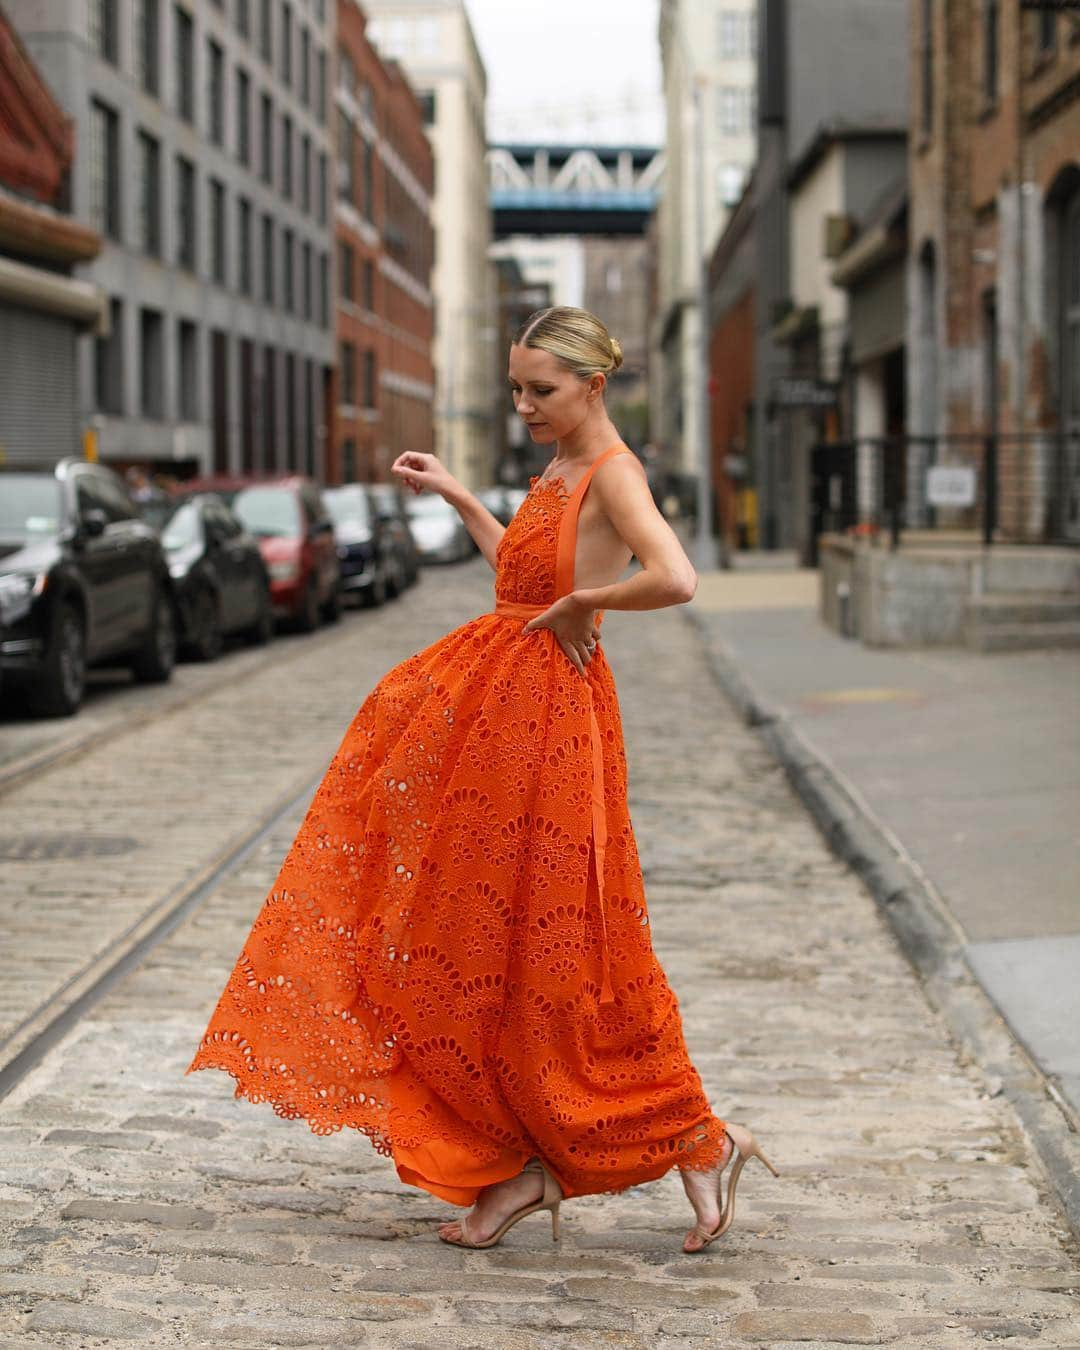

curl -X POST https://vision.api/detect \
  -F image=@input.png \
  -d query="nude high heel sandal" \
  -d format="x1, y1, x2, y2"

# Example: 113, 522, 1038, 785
441, 1157, 563, 1249
684, 1122, 780, 1252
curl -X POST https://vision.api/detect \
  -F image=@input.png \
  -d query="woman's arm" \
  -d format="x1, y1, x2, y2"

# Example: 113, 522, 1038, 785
443, 483, 506, 572
572, 453, 697, 612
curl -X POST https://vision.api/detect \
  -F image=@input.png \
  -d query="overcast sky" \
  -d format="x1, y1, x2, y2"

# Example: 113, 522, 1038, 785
464, 0, 664, 146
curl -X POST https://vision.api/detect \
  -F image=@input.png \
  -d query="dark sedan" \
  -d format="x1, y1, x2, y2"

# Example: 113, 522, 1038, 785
154, 496, 274, 659
0, 459, 176, 716
368, 482, 423, 589
324, 484, 404, 606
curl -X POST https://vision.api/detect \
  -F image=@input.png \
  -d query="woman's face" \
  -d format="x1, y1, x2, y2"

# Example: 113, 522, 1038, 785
507, 344, 601, 444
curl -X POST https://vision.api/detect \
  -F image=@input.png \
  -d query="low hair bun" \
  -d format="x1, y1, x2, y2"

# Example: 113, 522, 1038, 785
609, 336, 624, 371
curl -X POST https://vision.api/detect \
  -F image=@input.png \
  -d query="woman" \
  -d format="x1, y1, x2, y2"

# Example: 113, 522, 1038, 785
185, 306, 778, 1254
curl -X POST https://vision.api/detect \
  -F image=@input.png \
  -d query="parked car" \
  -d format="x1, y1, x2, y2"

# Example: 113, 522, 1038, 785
0, 458, 177, 716
404, 492, 476, 564
475, 486, 515, 526
180, 476, 341, 632
504, 486, 529, 517
368, 483, 423, 588
149, 495, 274, 658
324, 484, 403, 607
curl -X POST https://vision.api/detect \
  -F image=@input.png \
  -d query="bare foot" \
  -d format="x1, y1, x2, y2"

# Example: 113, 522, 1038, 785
437, 1164, 546, 1247
680, 1132, 735, 1253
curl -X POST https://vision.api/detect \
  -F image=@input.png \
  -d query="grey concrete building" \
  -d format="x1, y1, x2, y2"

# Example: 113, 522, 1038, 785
7, 0, 337, 481
752, 0, 908, 548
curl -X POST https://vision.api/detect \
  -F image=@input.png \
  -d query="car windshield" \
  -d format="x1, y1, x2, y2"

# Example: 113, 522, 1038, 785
226, 486, 301, 538
160, 501, 202, 552
140, 499, 180, 533
405, 494, 454, 517
0, 477, 62, 538
325, 490, 371, 528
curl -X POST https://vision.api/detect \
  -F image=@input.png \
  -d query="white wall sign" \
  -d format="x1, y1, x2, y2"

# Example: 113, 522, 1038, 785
926, 465, 977, 508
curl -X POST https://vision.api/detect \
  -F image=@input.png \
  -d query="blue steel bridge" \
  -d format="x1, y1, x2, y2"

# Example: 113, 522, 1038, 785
487, 143, 663, 238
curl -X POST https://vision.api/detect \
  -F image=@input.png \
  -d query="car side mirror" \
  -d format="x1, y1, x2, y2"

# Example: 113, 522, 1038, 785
81, 509, 107, 538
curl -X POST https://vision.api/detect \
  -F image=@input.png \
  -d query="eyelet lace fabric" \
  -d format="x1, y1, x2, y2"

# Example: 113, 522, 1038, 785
186, 443, 727, 1204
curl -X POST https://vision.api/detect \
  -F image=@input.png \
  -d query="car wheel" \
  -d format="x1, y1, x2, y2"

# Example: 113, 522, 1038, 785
246, 585, 275, 646
364, 571, 388, 608
384, 560, 402, 600
296, 576, 320, 633
131, 583, 177, 683
322, 582, 342, 623
190, 586, 224, 662
28, 602, 86, 717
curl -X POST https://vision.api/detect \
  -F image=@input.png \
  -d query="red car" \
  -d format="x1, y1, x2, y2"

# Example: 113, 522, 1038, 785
179, 476, 341, 631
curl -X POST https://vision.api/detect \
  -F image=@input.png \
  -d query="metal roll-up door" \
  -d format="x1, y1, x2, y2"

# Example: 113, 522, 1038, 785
0, 301, 79, 468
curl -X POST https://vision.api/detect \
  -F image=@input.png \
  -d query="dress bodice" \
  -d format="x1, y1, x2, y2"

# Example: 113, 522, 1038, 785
492, 474, 570, 607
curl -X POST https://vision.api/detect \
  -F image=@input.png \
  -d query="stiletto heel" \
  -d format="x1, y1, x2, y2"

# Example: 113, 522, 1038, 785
683, 1122, 780, 1253
439, 1157, 564, 1249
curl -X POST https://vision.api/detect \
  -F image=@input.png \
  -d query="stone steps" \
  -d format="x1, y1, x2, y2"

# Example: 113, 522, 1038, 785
966, 590, 1080, 651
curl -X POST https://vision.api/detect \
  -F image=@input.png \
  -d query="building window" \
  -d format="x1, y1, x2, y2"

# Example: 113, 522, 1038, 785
361, 137, 373, 218
717, 161, 745, 206
362, 257, 374, 310
317, 151, 328, 224
176, 154, 197, 270
260, 0, 273, 62
260, 92, 273, 183
237, 0, 251, 40
302, 240, 313, 320
178, 318, 199, 420
300, 133, 311, 213
338, 47, 356, 97
316, 48, 327, 122
281, 112, 293, 199
89, 0, 118, 64
362, 349, 376, 409
135, 0, 159, 95
340, 340, 356, 404
418, 91, 436, 126
342, 438, 356, 481
282, 227, 294, 311
717, 85, 752, 135
717, 10, 749, 60
337, 111, 355, 200
89, 99, 120, 240
139, 308, 165, 418
280, 1, 292, 86
136, 131, 161, 256
94, 298, 124, 414
983, 0, 999, 103
175, 6, 195, 123
236, 67, 251, 164
262, 213, 275, 304
319, 251, 329, 328
920, 0, 934, 134
1036, 8, 1056, 56
300, 26, 311, 106
207, 38, 225, 145
238, 196, 253, 294
339, 240, 354, 300
210, 178, 227, 284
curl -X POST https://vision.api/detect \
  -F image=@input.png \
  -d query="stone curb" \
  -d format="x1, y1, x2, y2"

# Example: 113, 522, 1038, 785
682, 604, 1080, 1242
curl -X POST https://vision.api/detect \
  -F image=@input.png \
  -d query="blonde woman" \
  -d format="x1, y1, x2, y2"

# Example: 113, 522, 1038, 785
187, 306, 778, 1254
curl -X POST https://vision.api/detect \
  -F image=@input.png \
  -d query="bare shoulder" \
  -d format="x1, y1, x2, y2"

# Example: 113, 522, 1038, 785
592, 449, 650, 496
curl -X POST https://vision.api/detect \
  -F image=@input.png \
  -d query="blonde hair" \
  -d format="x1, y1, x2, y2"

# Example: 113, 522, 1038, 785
513, 305, 623, 381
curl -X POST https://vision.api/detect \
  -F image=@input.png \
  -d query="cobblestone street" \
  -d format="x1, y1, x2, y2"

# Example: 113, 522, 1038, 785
1, 557, 1078, 1347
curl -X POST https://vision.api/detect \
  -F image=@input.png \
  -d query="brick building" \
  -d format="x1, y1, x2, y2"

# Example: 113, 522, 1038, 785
908, 0, 1080, 541
333, 0, 434, 484
0, 6, 104, 466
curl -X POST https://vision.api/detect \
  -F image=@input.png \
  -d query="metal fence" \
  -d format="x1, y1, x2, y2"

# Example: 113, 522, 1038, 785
811, 432, 1080, 551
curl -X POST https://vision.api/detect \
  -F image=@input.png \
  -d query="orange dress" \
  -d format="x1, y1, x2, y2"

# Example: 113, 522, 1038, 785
185, 441, 727, 1205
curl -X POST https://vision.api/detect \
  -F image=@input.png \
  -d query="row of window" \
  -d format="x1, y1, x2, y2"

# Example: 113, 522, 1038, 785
338, 341, 378, 410
91, 0, 327, 119
338, 241, 377, 310
89, 99, 329, 318
716, 9, 757, 62
919, 0, 1074, 136
94, 303, 329, 428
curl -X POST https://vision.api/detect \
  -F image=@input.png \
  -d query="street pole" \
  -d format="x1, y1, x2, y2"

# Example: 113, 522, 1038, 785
692, 72, 721, 571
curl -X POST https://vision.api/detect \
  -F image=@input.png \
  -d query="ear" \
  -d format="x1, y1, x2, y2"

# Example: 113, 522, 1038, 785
588, 372, 606, 402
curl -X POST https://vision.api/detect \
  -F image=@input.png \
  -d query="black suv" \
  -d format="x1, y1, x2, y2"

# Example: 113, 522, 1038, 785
0, 459, 177, 716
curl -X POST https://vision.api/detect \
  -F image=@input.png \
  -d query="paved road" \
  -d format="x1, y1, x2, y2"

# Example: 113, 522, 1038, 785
0, 556, 1077, 1346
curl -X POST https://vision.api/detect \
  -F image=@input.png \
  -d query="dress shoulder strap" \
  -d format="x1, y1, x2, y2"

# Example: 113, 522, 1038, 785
554, 443, 633, 599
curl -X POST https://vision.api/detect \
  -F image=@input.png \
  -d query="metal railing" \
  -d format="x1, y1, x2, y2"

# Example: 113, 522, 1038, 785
812, 432, 1080, 550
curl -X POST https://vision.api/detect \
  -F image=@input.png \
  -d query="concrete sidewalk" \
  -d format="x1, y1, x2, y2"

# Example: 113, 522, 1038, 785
686, 558, 1080, 1224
